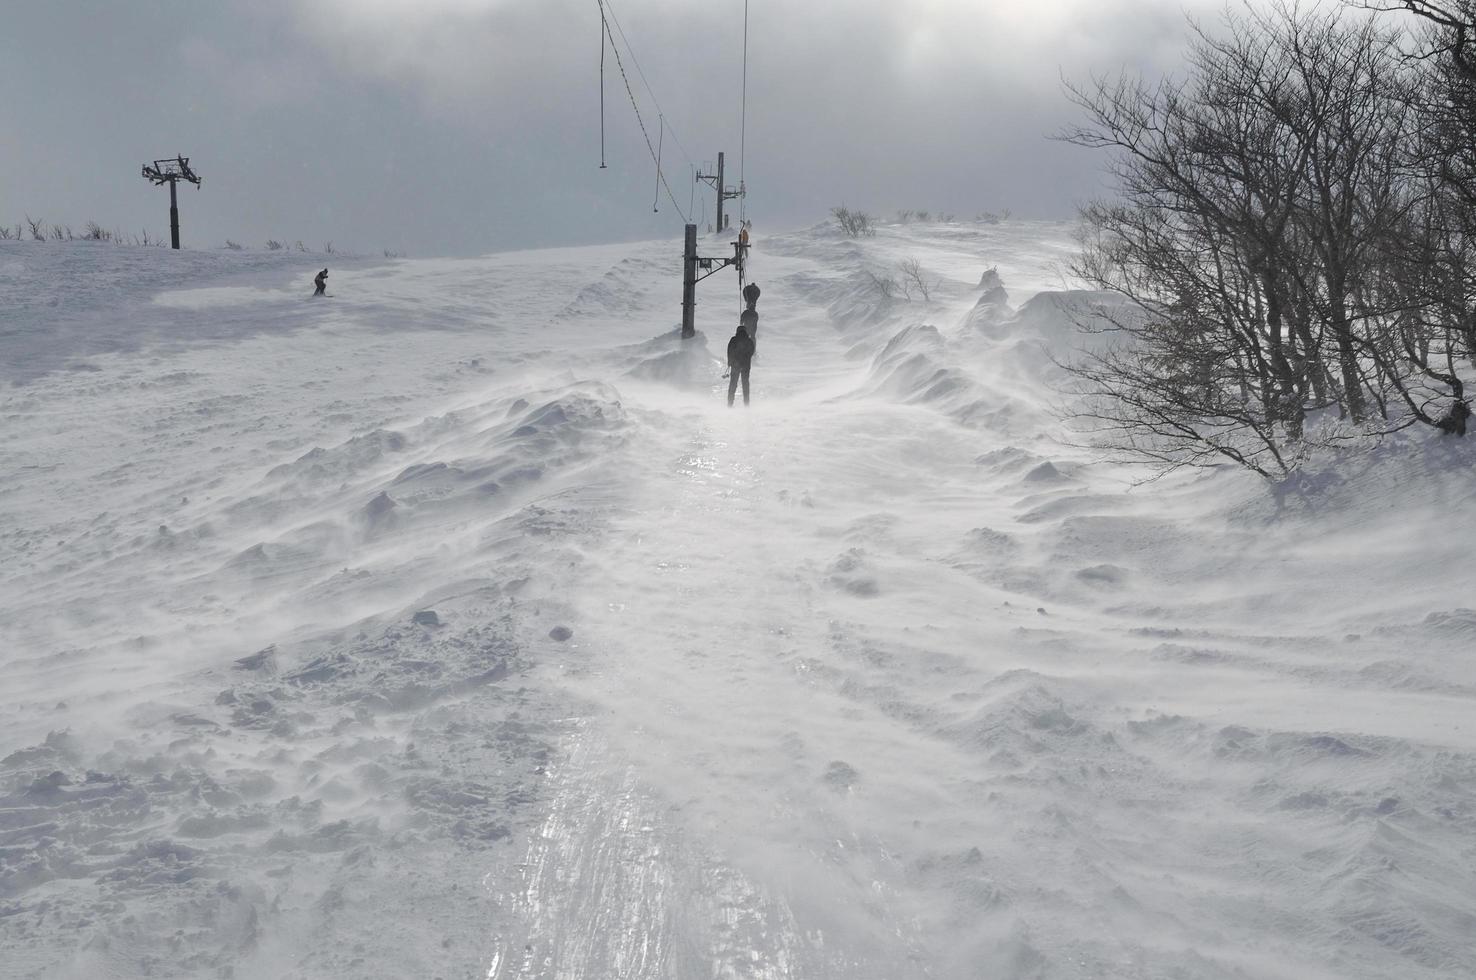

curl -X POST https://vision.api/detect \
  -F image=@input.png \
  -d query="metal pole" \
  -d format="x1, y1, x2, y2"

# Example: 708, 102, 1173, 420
682, 224, 697, 338
168, 179, 180, 249
716, 152, 725, 234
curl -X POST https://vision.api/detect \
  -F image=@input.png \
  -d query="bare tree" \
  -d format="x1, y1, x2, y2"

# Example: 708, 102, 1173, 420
1388, 1, 1476, 74
1363, 0, 1476, 428
863, 269, 899, 299
832, 206, 876, 238
1056, 4, 1438, 476
898, 257, 936, 303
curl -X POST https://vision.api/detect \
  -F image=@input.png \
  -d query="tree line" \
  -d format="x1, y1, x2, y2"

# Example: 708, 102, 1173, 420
1061, 1, 1476, 477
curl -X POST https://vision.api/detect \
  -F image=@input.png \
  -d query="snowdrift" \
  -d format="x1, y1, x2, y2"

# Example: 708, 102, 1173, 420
2, 222, 1474, 980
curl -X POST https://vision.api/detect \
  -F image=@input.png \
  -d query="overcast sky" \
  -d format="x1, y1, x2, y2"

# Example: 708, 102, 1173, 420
2, 0, 1220, 257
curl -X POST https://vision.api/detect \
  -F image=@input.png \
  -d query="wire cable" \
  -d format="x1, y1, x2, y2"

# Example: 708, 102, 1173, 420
653, 114, 664, 212
599, 8, 689, 222
598, 0, 607, 168
601, 0, 699, 174
739, 0, 749, 220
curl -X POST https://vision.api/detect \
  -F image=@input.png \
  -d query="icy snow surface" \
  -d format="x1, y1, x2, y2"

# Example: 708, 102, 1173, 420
2, 223, 1475, 979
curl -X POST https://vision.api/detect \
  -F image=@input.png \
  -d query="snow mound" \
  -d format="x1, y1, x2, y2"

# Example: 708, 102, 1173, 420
1000, 288, 1129, 354
621, 327, 722, 388
846, 321, 1036, 434
7, 221, 1476, 979
941, 669, 1102, 758
556, 254, 665, 319
965, 272, 1012, 331
826, 266, 905, 332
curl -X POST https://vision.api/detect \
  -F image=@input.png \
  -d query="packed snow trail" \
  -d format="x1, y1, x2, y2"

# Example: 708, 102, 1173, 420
484, 279, 974, 977
2, 226, 1475, 979
482, 233, 1476, 978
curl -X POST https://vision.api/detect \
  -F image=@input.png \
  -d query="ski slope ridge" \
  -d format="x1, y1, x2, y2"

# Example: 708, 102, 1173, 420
1, 223, 1474, 979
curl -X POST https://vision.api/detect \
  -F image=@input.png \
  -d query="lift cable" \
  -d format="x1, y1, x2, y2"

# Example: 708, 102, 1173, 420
739, 0, 749, 220
598, 1, 607, 169
595, 0, 754, 233
600, 0, 698, 175
599, 4, 689, 221
652, 114, 664, 212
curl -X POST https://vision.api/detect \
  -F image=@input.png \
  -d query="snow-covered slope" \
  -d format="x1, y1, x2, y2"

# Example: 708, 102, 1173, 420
2, 223, 1473, 979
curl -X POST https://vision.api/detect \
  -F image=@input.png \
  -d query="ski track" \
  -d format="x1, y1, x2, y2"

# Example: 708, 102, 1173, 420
2, 225, 1475, 978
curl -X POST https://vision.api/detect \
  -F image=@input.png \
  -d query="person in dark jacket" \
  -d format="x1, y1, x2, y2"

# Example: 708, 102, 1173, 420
739, 306, 758, 349
313, 268, 328, 296
727, 323, 756, 406
740, 280, 761, 350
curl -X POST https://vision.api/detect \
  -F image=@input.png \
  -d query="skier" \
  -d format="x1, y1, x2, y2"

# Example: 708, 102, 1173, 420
739, 280, 761, 349
740, 305, 759, 349
727, 321, 755, 407
742, 281, 760, 310
313, 268, 328, 297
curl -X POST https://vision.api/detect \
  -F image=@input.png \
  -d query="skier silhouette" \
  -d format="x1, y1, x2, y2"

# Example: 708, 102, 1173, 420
727, 322, 755, 407
739, 281, 761, 349
740, 306, 758, 349
313, 268, 328, 297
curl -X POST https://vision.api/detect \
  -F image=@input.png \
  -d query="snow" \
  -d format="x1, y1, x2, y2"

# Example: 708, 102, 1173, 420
2, 221, 1475, 979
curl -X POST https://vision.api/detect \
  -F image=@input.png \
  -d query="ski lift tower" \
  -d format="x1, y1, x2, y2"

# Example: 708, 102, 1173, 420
695, 151, 744, 234
680, 224, 747, 339
141, 155, 202, 249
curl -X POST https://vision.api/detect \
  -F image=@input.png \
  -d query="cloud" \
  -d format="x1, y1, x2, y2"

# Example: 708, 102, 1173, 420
1, 0, 1251, 255
282, 0, 589, 122
179, 36, 325, 112
258, 0, 1237, 242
